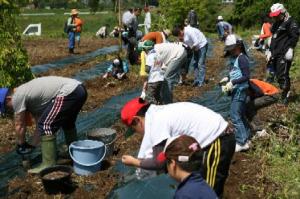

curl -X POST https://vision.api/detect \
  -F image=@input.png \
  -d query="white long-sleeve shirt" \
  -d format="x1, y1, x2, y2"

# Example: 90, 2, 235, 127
184, 25, 207, 50
144, 12, 151, 29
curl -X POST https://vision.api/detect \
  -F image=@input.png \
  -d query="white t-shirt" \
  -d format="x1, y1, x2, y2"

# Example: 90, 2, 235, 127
122, 11, 133, 26
154, 42, 186, 69
184, 25, 207, 50
145, 50, 164, 83
144, 12, 151, 29
138, 102, 228, 159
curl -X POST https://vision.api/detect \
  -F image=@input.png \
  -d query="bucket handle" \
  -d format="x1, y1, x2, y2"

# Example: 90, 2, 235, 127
69, 144, 107, 167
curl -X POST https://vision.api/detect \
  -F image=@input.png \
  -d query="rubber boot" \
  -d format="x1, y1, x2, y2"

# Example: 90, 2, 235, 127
69, 48, 74, 54
58, 128, 78, 160
28, 135, 56, 174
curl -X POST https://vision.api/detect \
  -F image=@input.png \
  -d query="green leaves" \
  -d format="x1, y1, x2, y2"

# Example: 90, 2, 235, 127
153, 0, 220, 32
0, 0, 33, 88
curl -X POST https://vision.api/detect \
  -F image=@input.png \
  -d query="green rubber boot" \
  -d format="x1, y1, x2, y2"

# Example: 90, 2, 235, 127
28, 135, 57, 174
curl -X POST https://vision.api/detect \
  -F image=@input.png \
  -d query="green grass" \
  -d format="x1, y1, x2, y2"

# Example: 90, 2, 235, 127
235, 29, 300, 198
17, 10, 118, 38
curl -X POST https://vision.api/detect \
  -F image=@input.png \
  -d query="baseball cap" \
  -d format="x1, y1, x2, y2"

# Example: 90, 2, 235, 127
0, 88, 9, 115
113, 59, 120, 66
224, 34, 242, 51
217, 15, 223, 20
137, 40, 155, 52
121, 97, 148, 126
269, 3, 285, 17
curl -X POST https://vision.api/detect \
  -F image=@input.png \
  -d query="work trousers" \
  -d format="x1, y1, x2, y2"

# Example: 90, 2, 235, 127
38, 84, 87, 136
68, 31, 75, 50
230, 88, 250, 145
193, 44, 208, 85
201, 133, 236, 197
273, 56, 292, 98
164, 51, 187, 102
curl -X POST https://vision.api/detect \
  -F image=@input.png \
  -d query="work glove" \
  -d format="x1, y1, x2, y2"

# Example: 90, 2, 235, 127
266, 51, 272, 62
219, 77, 229, 85
285, 48, 293, 61
140, 91, 146, 100
117, 73, 125, 79
221, 81, 233, 93
16, 142, 35, 155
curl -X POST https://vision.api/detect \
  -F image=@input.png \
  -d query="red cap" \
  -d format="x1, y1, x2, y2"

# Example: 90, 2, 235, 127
121, 97, 147, 126
269, 10, 281, 17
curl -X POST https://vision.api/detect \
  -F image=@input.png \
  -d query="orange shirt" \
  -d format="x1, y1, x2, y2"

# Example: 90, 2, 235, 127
142, 32, 163, 44
250, 79, 279, 95
74, 17, 83, 32
259, 23, 272, 39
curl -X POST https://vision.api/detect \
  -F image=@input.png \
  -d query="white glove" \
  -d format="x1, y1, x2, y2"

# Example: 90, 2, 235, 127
219, 77, 229, 84
117, 73, 125, 79
285, 48, 293, 61
140, 91, 146, 100
266, 51, 272, 62
222, 81, 233, 93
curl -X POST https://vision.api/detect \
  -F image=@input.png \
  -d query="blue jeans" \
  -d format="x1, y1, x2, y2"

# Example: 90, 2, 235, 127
68, 31, 75, 49
164, 51, 187, 102
230, 88, 250, 145
193, 44, 208, 85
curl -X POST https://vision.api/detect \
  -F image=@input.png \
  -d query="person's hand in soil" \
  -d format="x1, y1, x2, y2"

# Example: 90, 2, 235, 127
122, 155, 141, 167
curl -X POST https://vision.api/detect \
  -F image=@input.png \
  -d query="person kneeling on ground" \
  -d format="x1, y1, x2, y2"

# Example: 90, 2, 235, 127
220, 34, 251, 152
120, 98, 235, 197
0, 76, 87, 174
157, 135, 218, 199
246, 79, 280, 134
103, 57, 129, 80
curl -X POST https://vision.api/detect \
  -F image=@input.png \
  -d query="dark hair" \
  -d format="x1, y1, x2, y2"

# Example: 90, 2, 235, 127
172, 25, 183, 37
165, 135, 203, 172
136, 104, 151, 117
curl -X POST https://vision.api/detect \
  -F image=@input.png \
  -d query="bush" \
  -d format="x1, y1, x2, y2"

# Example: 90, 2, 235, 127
0, 0, 34, 88
231, 0, 300, 28
153, 0, 220, 32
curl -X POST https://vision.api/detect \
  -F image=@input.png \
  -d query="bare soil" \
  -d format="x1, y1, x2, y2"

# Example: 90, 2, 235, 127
24, 37, 118, 66
3, 39, 288, 198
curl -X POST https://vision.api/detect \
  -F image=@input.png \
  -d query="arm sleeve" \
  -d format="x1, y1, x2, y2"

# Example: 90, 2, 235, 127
106, 64, 113, 73
67, 17, 76, 28
259, 23, 272, 39
140, 140, 166, 170
12, 94, 27, 114
287, 19, 300, 49
123, 62, 129, 73
231, 55, 250, 85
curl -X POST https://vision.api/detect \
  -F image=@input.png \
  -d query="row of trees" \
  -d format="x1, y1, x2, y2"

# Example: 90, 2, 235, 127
154, 0, 300, 32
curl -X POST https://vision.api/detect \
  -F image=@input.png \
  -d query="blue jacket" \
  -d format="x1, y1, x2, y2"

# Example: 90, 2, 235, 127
174, 172, 218, 199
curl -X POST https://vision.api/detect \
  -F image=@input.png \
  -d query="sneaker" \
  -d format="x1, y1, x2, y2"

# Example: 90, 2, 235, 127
235, 142, 250, 152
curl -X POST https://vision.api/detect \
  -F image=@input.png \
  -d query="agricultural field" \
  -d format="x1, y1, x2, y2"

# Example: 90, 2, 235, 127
1, 2, 300, 199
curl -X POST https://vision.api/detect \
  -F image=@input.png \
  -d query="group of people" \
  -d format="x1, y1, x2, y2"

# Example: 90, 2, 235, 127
119, 3, 299, 199
0, 3, 299, 199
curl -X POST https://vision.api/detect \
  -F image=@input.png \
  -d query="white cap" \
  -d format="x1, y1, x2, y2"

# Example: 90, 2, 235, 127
217, 15, 223, 20
269, 3, 286, 17
113, 59, 120, 65
225, 34, 242, 51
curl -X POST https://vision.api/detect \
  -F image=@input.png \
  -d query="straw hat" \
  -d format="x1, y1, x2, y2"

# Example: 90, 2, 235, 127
163, 29, 171, 37
71, 9, 79, 16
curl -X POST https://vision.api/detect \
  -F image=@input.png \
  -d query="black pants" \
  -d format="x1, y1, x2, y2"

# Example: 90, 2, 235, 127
273, 57, 292, 98
38, 84, 87, 135
201, 133, 236, 197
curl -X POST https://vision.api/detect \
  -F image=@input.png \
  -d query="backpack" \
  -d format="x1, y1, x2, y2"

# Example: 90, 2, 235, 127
64, 17, 73, 33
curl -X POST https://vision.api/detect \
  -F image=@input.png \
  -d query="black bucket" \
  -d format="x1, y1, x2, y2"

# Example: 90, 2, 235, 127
87, 128, 117, 158
40, 165, 75, 194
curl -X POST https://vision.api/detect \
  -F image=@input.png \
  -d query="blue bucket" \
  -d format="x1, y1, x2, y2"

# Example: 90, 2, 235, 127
69, 140, 106, 176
